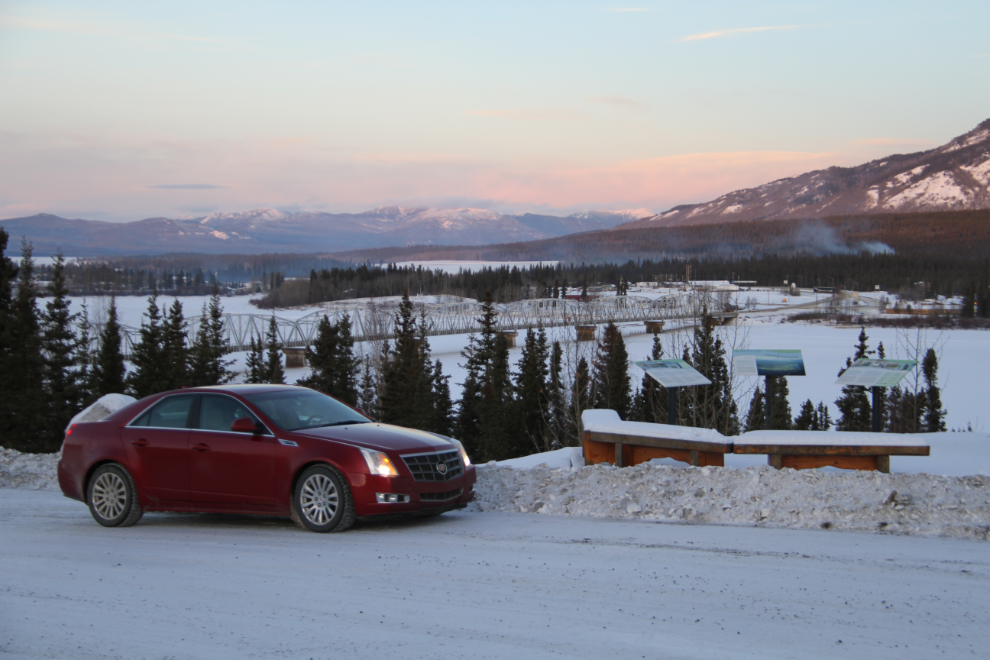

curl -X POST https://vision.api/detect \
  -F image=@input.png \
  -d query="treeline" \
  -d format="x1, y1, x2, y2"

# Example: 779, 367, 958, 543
0, 229, 237, 453
251, 252, 990, 309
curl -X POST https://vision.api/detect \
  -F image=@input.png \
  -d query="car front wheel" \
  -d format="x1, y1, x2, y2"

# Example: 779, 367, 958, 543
291, 464, 355, 533
87, 463, 143, 527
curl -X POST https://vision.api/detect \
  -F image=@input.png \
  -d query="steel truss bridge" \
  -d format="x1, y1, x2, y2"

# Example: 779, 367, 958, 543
107, 294, 714, 356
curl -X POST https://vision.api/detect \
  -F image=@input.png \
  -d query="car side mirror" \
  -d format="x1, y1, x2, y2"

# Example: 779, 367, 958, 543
231, 417, 260, 434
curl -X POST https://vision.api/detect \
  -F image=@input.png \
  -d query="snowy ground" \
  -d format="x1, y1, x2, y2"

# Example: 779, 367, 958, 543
1, 489, 988, 660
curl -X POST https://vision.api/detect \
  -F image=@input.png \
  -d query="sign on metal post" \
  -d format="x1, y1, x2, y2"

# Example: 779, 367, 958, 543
732, 349, 807, 377
835, 359, 918, 388
634, 359, 712, 388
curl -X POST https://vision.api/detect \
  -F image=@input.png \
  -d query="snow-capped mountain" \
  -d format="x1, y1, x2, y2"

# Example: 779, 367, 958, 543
0, 206, 640, 256
619, 119, 990, 229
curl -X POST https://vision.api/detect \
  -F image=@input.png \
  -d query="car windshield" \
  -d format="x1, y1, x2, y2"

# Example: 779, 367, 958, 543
243, 389, 371, 432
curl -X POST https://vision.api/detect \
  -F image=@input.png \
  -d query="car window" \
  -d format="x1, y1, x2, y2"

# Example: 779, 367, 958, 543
139, 396, 194, 429
243, 389, 370, 432
198, 395, 265, 433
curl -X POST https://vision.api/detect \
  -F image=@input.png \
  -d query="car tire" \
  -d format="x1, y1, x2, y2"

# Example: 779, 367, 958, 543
291, 464, 355, 533
87, 463, 144, 528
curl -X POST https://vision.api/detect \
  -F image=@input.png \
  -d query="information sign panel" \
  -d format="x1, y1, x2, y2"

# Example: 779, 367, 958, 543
634, 359, 712, 388
835, 358, 918, 388
732, 349, 807, 376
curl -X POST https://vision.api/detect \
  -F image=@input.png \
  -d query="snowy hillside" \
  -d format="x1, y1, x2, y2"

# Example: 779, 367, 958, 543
622, 118, 990, 228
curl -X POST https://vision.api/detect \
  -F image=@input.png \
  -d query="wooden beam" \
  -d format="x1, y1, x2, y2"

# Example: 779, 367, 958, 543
587, 431, 733, 454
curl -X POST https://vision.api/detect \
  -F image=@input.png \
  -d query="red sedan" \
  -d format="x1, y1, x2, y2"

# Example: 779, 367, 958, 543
58, 385, 476, 532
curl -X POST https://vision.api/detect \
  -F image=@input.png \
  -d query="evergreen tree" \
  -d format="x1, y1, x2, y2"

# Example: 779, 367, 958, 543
546, 340, 568, 448
299, 314, 360, 405
591, 322, 632, 419
0, 229, 17, 444
127, 293, 170, 398
379, 292, 432, 430
514, 327, 551, 451
189, 286, 234, 386
835, 327, 873, 432
793, 399, 816, 430
244, 335, 266, 384
921, 348, 946, 432
637, 335, 668, 424
684, 312, 739, 435
357, 351, 382, 421
41, 253, 83, 450
162, 298, 189, 391
569, 356, 592, 443
767, 376, 793, 430
75, 300, 96, 404
92, 296, 126, 398
264, 315, 286, 384
815, 402, 833, 430
429, 359, 454, 436
744, 384, 765, 432
476, 332, 515, 461
456, 291, 498, 455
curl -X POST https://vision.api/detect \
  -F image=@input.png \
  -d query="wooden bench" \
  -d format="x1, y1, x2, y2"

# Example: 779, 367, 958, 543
581, 410, 733, 468
733, 430, 930, 473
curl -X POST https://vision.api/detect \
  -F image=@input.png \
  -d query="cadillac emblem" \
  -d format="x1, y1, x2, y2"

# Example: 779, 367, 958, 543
436, 462, 448, 474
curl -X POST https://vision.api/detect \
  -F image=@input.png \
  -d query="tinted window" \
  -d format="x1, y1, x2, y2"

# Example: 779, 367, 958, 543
142, 396, 194, 429
198, 395, 265, 433
130, 409, 153, 427
243, 389, 369, 432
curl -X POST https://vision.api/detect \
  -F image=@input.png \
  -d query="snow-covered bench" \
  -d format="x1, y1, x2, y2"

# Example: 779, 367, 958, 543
734, 430, 930, 473
581, 410, 733, 468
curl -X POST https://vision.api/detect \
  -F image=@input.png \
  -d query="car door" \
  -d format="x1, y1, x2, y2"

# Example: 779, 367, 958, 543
121, 394, 195, 501
188, 394, 275, 506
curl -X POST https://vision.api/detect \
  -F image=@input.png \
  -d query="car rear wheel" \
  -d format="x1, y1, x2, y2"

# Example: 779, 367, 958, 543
88, 463, 143, 527
291, 464, 355, 533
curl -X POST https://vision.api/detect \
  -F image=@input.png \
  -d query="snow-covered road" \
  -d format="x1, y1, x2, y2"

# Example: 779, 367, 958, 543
1, 490, 987, 659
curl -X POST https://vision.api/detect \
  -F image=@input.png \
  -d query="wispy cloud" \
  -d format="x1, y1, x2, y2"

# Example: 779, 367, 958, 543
466, 108, 582, 122
148, 184, 228, 190
588, 96, 647, 110
850, 138, 933, 147
605, 7, 652, 12
680, 24, 804, 42
0, 14, 221, 45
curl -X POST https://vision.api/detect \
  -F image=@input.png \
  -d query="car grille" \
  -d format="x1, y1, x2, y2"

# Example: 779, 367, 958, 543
402, 450, 463, 482
420, 488, 463, 502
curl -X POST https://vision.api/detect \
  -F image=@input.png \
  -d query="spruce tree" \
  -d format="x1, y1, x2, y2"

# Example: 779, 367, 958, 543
477, 332, 515, 461
514, 327, 551, 450
357, 359, 380, 421
429, 359, 454, 436
264, 315, 286, 384
75, 300, 96, 404
299, 314, 360, 405
793, 399, 816, 430
591, 322, 632, 419
569, 356, 592, 443
127, 292, 170, 398
380, 292, 433, 429
767, 376, 793, 430
244, 335, 266, 383
815, 402, 832, 430
684, 312, 739, 434
0, 228, 17, 440
637, 335, 667, 423
162, 298, 189, 391
92, 296, 126, 398
41, 253, 83, 450
2, 241, 47, 451
835, 327, 873, 431
456, 291, 498, 455
189, 286, 234, 386
921, 348, 946, 432
744, 385, 765, 432
547, 341, 568, 448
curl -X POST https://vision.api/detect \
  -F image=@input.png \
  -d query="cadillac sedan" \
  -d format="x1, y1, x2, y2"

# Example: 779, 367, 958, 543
58, 385, 476, 532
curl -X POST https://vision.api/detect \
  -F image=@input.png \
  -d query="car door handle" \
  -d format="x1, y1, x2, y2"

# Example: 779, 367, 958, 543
191, 443, 211, 452
131, 439, 149, 447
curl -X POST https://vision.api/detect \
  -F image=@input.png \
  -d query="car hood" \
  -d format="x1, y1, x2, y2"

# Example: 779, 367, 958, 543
291, 423, 457, 454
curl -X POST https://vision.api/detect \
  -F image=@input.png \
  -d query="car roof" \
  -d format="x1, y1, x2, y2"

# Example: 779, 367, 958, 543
179, 384, 308, 394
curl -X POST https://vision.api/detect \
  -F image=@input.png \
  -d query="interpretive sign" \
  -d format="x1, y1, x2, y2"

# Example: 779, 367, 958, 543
732, 349, 807, 377
634, 359, 712, 388
835, 359, 918, 388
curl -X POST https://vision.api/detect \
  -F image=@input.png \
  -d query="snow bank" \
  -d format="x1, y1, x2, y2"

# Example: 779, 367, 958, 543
497, 447, 585, 470
0, 448, 60, 490
66, 393, 136, 431
473, 462, 990, 540
582, 409, 726, 443
737, 429, 930, 447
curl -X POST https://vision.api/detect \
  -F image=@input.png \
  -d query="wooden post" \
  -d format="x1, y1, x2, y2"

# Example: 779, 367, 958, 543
614, 443, 625, 468
871, 387, 882, 433
877, 455, 890, 473
768, 454, 783, 469
689, 450, 700, 466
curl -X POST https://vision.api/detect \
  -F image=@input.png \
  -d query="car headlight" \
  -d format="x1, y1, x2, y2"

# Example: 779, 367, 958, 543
361, 448, 399, 477
449, 438, 472, 467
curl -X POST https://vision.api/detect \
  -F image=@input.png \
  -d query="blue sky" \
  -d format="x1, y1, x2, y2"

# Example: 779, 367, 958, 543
1, 0, 988, 220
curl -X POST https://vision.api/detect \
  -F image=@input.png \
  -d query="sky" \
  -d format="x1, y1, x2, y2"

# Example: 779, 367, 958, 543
1, 0, 988, 221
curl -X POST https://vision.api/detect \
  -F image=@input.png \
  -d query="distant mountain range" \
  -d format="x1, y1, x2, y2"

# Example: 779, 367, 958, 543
619, 118, 990, 229
0, 207, 654, 257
